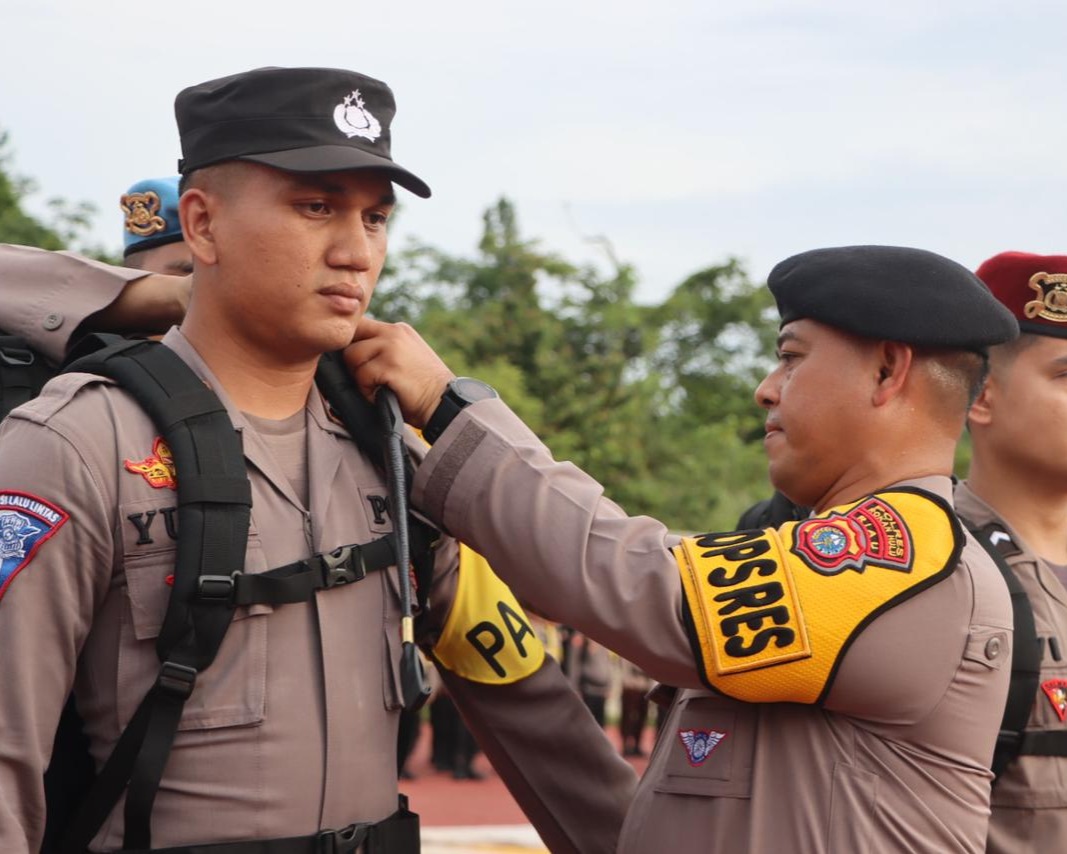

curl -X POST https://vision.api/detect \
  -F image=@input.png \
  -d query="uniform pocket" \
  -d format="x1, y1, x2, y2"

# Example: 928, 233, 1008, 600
652, 692, 755, 799
117, 532, 271, 731
827, 762, 877, 854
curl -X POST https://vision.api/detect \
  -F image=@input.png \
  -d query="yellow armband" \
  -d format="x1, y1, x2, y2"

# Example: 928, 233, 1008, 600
676, 488, 962, 704
433, 545, 546, 684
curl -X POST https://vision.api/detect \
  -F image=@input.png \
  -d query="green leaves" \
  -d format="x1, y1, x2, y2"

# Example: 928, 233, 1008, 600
376, 197, 779, 531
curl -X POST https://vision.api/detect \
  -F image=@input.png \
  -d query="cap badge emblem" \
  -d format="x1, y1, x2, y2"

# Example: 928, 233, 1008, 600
333, 90, 381, 142
1025, 272, 1067, 324
120, 191, 166, 237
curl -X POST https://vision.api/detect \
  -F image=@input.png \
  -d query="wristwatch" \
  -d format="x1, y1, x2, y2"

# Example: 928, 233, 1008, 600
423, 377, 499, 444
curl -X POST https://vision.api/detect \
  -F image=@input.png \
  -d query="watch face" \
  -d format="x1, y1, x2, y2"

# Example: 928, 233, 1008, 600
452, 377, 498, 403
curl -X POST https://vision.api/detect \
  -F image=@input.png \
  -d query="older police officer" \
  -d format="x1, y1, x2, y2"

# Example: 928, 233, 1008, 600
351, 245, 1019, 853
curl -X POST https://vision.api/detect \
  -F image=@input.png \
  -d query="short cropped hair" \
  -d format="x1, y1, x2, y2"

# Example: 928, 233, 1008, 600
914, 348, 990, 413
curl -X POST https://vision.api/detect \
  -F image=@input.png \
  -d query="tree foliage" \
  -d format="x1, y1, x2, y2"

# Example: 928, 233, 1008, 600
0, 129, 117, 261
377, 198, 778, 531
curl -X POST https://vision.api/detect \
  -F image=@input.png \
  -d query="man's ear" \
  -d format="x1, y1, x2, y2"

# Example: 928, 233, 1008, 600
179, 187, 219, 266
967, 375, 995, 428
871, 340, 913, 407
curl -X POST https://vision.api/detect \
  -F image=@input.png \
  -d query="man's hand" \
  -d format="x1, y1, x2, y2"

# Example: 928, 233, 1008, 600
346, 317, 455, 427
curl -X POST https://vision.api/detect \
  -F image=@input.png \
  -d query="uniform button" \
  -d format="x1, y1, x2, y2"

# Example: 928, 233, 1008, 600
42, 313, 64, 331
985, 637, 1002, 660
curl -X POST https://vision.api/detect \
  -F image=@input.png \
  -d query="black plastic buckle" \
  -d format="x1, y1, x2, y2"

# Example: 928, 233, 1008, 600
320, 545, 366, 588
0, 346, 35, 367
156, 661, 197, 700
197, 572, 238, 604
317, 823, 369, 854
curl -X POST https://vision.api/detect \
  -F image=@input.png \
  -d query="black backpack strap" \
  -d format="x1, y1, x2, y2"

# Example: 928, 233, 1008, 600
61, 335, 252, 852
0, 333, 56, 420
964, 520, 1043, 779
54, 340, 434, 850
315, 352, 438, 616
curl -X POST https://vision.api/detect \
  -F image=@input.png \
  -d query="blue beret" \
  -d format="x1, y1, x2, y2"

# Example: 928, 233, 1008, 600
768, 245, 1019, 351
120, 176, 183, 258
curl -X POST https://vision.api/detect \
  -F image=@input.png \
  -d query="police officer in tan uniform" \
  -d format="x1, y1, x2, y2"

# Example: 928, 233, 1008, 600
118, 176, 193, 277
956, 251, 1067, 853
351, 245, 1020, 853
0, 243, 187, 367
0, 66, 635, 853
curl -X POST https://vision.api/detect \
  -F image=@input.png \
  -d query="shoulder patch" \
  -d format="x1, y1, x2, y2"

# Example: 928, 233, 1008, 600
1042, 679, 1067, 722
676, 488, 963, 704
0, 491, 69, 600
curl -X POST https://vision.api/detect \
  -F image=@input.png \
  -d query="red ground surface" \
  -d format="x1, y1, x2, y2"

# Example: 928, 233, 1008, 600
403, 723, 652, 827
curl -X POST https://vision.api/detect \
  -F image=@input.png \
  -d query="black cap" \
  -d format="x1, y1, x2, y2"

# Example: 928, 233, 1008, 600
175, 66, 430, 198
768, 245, 1019, 350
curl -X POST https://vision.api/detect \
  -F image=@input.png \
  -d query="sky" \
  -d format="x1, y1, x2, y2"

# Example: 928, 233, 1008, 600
3, 0, 1065, 304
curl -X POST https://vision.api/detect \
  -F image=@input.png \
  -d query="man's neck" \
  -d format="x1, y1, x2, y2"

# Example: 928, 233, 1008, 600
968, 457, 1067, 565
181, 315, 316, 420
814, 442, 953, 513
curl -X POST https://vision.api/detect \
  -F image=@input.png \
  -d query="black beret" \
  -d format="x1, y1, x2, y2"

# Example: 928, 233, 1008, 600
175, 66, 430, 198
768, 245, 1019, 350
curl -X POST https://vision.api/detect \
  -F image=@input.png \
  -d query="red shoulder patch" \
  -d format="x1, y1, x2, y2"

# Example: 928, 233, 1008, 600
1042, 679, 1067, 722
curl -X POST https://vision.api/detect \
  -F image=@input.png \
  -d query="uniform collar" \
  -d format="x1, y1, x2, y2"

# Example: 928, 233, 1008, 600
159, 327, 353, 514
955, 479, 1067, 606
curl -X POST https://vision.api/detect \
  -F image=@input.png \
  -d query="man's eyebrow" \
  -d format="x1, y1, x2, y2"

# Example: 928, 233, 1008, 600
776, 329, 801, 350
283, 175, 397, 205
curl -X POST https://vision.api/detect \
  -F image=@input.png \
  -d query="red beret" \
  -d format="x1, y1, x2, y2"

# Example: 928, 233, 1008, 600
975, 252, 1067, 339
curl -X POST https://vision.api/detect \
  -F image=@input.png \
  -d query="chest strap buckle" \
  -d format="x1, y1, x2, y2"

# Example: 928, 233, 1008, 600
317, 822, 370, 854
319, 544, 367, 588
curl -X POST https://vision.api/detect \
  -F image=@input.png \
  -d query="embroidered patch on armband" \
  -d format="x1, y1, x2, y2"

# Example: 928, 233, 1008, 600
124, 437, 177, 490
794, 497, 912, 575
0, 492, 69, 601
1042, 679, 1067, 722
676, 489, 962, 705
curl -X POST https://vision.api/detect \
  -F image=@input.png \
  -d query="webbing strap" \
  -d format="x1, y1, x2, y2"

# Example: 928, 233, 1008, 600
1016, 730, 1067, 757
966, 521, 1043, 779
61, 336, 251, 852
0, 333, 55, 421
56, 338, 437, 852
315, 353, 435, 614
203, 526, 436, 608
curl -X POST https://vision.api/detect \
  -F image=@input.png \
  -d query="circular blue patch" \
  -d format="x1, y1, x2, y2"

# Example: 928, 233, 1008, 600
810, 525, 847, 557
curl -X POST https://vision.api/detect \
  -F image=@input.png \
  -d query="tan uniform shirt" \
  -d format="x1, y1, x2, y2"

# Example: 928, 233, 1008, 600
412, 399, 1015, 854
0, 244, 143, 363
955, 481, 1067, 854
0, 295, 635, 852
